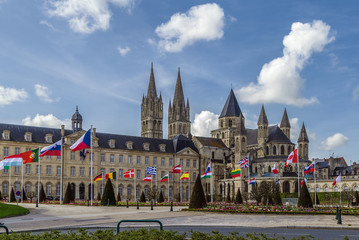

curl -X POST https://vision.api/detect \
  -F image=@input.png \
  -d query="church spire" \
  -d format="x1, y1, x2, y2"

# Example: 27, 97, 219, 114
173, 67, 185, 108
280, 108, 291, 128
147, 62, 157, 98
257, 104, 268, 125
298, 122, 309, 142
219, 88, 241, 118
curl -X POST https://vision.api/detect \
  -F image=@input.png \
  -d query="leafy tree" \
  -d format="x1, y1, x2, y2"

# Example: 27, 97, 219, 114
235, 188, 243, 204
298, 182, 313, 208
250, 185, 262, 205
148, 187, 158, 202
140, 191, 146, 202
101, 179, 116, 206
97, 192, 101, 201
10, 187, 16, 202
22, 187, 27, 201
355, 191, 359, 206
259, 181, 274, 205
63, 183, 73, 204
158, 190, 164, 203
242, 192, 249, 204
189, 174, 207, 209
273, 183, 282, 205
117, 191, 121, 202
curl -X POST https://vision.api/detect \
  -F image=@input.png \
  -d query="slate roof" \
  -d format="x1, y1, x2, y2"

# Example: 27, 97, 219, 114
219, 89, 242, 118
194, 136, 228, 148
316, 161, 329, 169
267, 126, 292, 144
280, 108, 291, 128
71, 106, 82, 121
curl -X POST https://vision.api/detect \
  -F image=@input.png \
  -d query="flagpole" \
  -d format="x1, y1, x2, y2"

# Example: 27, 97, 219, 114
90, 126, 93, 206
21, 164, 24, 203
60, 136, 63, 205
211, 163, 214, 203
38, 147, 41, 206
134, 168, 136, 202
189, 171, 191, 201
150, 174, 152, 201
314, 161, 316, 207
101, 171, 104, 197
180, 167, 182, 202
116, 170, 119, 201
8, 166, 11, 203
340, 183, 342, 206
156, 169, 158, 203
248, 154, 251, 196
297, 154, 300, 198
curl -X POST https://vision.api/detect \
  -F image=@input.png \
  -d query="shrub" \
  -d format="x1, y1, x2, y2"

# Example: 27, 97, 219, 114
235, 187, 243, 204
158, 190, 164, 203
140, 191, 146, 202
298, 182, 313, 208
22, 187, 27, 201
39, 185, 46, 202
63, 183, 72, 204
0, 190, 2, 200
10, 188, 16, 202
100, 179, 116, 206
273, 183, 282, 205
226, 188, 231, 202
355, 191, 359, 206
117, 191, 121, 202
97, 192, 101, 201
189, 174, 206, 209
250, 186, 262, 205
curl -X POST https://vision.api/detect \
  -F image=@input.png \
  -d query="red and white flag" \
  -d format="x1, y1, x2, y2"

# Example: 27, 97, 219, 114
124, 169, 134, 178
143, 175, 152, 182
285, 149, 298, 167
272, 164, 279, 174
332, 173, 341, 186
171, 164, 181, 173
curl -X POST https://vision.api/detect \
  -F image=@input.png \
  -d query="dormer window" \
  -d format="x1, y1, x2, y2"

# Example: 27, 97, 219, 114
126, 141, 133, 150
2, 130, 10, 140
109, 139, 115, 148
45, 134, 53, 143
143, 143, 150, 151
25, 132, 32, 142
159, 144, 166, 152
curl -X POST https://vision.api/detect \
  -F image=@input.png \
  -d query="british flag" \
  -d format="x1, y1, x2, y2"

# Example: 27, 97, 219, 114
238, 156, 249, 169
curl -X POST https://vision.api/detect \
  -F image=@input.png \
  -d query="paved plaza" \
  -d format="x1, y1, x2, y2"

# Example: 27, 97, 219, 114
1, 204, 359, 233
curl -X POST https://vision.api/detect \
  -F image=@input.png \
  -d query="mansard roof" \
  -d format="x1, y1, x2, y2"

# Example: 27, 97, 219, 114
194, 136, 228, 149
0, 123, 72, 143
219, 89, 242, 118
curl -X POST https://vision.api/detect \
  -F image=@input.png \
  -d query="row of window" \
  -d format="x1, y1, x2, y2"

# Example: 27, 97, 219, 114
2, 131, 54, 143
1, 182, 59, 196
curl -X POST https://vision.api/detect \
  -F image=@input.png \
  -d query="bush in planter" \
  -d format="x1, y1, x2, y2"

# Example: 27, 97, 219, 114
235, 188, 243, 204
101, 179, 116, 206
10, 188, 16, 202
140, 191, 146, 202
63, 183, 73, 204
298, 182, 313, 208
189, 174, 206, 209
158, 190, 164, 203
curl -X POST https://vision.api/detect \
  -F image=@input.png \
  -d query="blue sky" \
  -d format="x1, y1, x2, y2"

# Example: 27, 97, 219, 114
0, 0, 358, 164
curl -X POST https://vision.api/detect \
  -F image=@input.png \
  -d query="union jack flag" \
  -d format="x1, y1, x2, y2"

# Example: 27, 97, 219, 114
238, 156, 249, 169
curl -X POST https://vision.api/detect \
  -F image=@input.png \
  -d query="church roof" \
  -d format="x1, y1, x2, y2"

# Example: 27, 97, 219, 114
173, 68, 186, 108
280, 108, 291, 128
257, 105, 268, 125
194, 136, 228, 148
147, 62, 158, 98
219, 89, 242, 118
267, 126, 292, 144
298, 122, 309, 142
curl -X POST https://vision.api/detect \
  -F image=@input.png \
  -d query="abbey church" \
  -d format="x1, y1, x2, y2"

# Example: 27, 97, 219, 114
0, 63, 357, 202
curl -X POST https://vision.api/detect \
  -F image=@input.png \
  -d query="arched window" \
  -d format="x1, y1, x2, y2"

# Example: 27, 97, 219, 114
268, 166, 271, 173
266, 146, 269, 155
229, 119, 232, 127
220, 120, 223, 128
281, 146, 285, 155
273, 146, 277, 155
222, 132, 224, 138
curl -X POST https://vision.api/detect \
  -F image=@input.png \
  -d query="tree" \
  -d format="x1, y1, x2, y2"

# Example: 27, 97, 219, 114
259, 181, 274, 206
63, 183, 73, 204
250, 185, 262, 206
189, 174, 207, 209
235, 188, 243, 204
273, 183, 282, 205
22, 187, 27, 201
117, 191, 121, 202
158, 190, 164, 203
39, 185, 46, 202
355, 191, 359, 206
101, 179, 116, 206
140, 191, 146, 202
298, 182, 313, 208
10, 188, 16, 202
226, 188, 231, 202
0, 190, 2, 200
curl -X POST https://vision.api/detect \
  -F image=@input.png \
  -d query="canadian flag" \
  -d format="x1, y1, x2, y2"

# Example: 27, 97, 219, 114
285, 149, 298, 167
124, 169, 134, 178
272, 164, 279, 174
332, 173, 341, 186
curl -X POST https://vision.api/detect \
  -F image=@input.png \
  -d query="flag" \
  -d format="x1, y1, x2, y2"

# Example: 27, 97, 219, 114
180, 172, 189, 180
276, 178, 280, 184
40, 140, 62, 156
93, 174, 102, 183
231, 168, 241, 178
304, 162, 315, 175
80, 149, 89, 160
285, 149, 298, 167
272, 164, 279, 174
332, 173, 341, 186
3, 154, 23, 167
238, 156, 249, 169
248, 178, 256, 185
0, 160, 9, 170
124, 169, 135, 178
20, 148, 39, 164
70, 129, 91, 151
201, 161, 212, 179
146, 167, 157, 176
171, 164, 181, 173
301, 175, 308, 186
143, 175, 152, 182
105, 172, 117, 180
160, 174, 169, 182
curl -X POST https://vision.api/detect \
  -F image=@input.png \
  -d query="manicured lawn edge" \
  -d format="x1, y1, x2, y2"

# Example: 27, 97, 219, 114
0, 202, 29, 219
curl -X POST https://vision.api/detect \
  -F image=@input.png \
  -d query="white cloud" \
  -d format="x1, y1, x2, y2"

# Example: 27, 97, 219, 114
353, 84, 359, 100
0, 86, 28, 105
289, 117, 300, 142
34, 84, 60, 103
155, 3, 224, 52
237, 20, 335, 107
40, 20, 58, 31
117, 46, 131, 56
319, 133, 348, 151
22, 114, 71, 128
46, 0, 135, 34
191, 111, 219, 137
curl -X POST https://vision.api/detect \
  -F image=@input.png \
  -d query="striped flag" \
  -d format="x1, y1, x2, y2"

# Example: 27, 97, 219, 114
231, 168, 241, 178
160, 174, 169, 182
201, 161, 212, 179
146, 167, 157, 176
180, 172, 189, 180
143, 175, 152, 182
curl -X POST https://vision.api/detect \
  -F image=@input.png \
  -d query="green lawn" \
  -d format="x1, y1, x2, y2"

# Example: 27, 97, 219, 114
0, 202, 29, 218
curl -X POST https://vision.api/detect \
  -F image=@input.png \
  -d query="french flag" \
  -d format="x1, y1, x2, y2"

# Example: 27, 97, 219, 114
70, 129, 91, 152
40, 139, 62, 156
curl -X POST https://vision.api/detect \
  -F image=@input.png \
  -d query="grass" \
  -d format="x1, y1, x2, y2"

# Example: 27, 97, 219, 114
0, 202, 29, 218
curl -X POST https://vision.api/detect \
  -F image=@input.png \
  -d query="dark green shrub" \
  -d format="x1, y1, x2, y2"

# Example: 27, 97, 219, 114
140, 191, 146, 202
117, 191, 121, 202
158, 190, 164, 203
101, 179, 116, 206
0, 190, 2, 200
298, 182, 313, 208
22, 187, 27, 201
189, 174, 207, 209
226, 188, 231, 202
39, 185, 46, 202
63, 183, 72, 204
97, 192, 101, 201
10, 188, 16, 202
235, 187, 243, 204
355, 191, 359, 206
